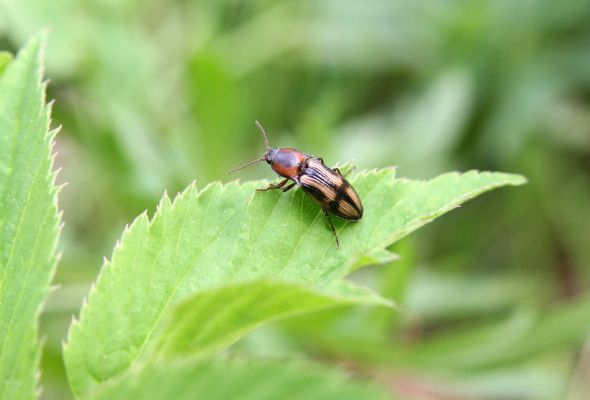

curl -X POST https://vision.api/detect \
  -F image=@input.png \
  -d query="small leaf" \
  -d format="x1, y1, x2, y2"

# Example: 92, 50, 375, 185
0, 35, 60, 399
65, 169, 525, 396
88, 359, 388, 400
152, 279, 393, 360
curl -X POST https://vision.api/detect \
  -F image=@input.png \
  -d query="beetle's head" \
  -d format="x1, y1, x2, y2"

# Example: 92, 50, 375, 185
263, 147, 278, 164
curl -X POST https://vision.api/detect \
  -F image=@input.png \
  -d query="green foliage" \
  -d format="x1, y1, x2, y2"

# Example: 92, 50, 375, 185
152, 280, 393, 360
64, 169, 523, 397
0, 35, 60, 399
403, 293, 590, 371
88, 360, 388, 400
2, 0, 589, 398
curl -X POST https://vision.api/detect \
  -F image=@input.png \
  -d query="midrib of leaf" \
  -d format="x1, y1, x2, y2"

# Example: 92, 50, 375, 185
0, 34, 59, 400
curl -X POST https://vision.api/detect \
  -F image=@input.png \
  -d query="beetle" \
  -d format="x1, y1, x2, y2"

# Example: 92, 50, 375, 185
228, 121, 363, 246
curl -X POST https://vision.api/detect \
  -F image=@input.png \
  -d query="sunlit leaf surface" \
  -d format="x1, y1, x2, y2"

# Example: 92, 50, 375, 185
64, 168, 524, 396
0, 35, 60, 399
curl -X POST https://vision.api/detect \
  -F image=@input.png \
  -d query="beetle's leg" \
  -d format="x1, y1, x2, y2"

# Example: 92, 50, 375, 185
322, 209, 340, 247
257, 178, 289, 192
282, 182, 297, 192
334, 165, 355, 178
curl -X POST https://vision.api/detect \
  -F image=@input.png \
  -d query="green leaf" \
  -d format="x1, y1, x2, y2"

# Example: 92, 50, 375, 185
0, 35, 60, 399
66, 278, 392, 394
152, 279, 393, 360
88, 360, 388, 400
65, 169, 525, 396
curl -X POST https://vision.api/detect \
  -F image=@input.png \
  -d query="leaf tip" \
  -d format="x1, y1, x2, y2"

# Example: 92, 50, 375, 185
509, 174, 528, 186
157, 191, 173, 213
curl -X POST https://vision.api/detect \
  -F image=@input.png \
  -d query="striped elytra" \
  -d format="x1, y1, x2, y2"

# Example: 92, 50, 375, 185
299, 158, 363, 220
228, 121, 364, 246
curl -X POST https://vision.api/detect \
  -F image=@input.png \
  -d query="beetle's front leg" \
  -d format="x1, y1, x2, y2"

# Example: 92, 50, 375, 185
256, 178, 289, 192
282, 182, 297, 192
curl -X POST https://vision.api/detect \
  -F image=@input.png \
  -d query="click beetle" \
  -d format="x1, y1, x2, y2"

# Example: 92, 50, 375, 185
228, 121, 363, 246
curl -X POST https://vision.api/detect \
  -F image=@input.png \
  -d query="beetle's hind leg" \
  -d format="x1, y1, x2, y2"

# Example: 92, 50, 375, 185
257, 178, 289, 192
333, 164, 356, 178
322, 209, 340, 247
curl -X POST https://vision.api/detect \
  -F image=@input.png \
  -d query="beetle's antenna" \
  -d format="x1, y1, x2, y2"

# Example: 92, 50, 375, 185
255, 120, 270, 150
227, 157, 265, 174
227, 121, 270, 174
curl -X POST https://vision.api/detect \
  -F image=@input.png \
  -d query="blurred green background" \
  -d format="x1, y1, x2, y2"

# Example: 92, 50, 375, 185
1, 0, 590, 399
